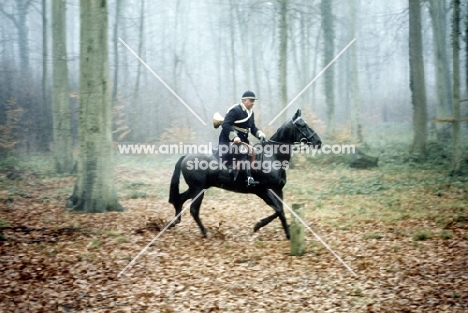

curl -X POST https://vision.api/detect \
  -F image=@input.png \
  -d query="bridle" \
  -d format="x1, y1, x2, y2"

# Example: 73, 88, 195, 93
254, 117, 318, 162
291, 116, 317, 145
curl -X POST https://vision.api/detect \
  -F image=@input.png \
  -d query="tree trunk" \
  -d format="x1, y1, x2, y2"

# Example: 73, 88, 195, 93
52, 0, 73, 173
428, 0, 452, 140
465, 0, 468, 95
228, 0, 237, 98
278, 0, 288, 123
300, 10, 310, 107
451, 0, 461, 173
311, 28, 322, 107
17, 0, 30, 77
0, 1, 31, 100
235, 4, 251, 88
111, 0, 122, 108
69, 0, 123, 213
321, 0, 335, 133
408, 0, 427, 158
16, 0, 32, 153
251, 7, 262, 103
290, 19, 303, 105
41, 0, 49, 152
350, 0, 362, 142
215, 5, 222, 106
131, 0, 145, 142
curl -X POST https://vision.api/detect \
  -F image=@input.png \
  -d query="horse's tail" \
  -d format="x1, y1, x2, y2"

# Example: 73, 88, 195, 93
169, 156, 185, 205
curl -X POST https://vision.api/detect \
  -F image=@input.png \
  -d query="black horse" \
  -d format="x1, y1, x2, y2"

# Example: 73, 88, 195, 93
168, 109, 322, 239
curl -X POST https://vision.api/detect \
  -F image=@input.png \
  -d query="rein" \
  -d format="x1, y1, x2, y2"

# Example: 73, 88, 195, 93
266, 117, 314, 146
235, 117, 317, 164
260, 117, 318, 163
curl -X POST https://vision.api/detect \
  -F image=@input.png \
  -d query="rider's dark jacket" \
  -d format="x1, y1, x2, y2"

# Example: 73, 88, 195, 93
219, 103, 262, 146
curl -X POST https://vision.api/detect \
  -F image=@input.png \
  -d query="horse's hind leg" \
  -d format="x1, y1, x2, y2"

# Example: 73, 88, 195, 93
169, 190, 190, 227
254, 189, 290, 240
189, 188, 207, 237
253, 212, 278, 232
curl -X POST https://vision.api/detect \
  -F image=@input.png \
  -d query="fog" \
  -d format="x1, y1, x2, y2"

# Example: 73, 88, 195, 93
0, 0, 466, 153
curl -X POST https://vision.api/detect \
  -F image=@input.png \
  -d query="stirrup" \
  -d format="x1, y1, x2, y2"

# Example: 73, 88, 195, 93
246, 176, 259, 187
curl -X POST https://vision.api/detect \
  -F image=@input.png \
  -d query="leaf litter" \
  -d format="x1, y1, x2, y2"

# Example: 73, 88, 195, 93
0, 160, 467, 312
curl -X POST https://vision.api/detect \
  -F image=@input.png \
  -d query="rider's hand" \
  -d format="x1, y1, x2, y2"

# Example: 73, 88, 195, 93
233, 137, 241, 144
257, 131, 266, 144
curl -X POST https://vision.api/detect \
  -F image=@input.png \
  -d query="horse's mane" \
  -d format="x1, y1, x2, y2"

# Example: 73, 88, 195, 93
269, 120, 294, 144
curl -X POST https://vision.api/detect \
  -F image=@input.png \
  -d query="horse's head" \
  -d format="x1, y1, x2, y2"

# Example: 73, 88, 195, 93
270, 109, 322, 148
290, 109, 322, 148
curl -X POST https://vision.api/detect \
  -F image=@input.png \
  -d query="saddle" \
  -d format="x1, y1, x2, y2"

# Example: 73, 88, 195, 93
214, 144, 257, 184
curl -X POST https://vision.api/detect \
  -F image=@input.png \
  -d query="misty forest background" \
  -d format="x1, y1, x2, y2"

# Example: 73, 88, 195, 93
1, 0, 468, 311
0, 0, 467, 173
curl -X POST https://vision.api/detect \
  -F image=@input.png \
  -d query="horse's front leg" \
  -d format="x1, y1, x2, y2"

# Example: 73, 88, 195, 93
168, 216, 181, 228
277, 209, 290, 240
254, 189, 290, 240
253, 213, 278, 232
269, 189, 290, 239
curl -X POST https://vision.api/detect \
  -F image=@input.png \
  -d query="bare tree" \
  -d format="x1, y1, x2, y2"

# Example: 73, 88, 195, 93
228, 0, 238, 97
278, 0, 288, 121
350, 0, 361, 142
465, 0, 468, 94
0, 0, 33, 151
111, 0, 122, 107
451, 0, 461, 173
52, 0, 73, 173
40, 0, 49, 151
234, 2, 251, 88
0, 0, 31, 76
68, 0, 123, 213
321, 0, 335, 133
408, 0, 428, 158
428, 0, 452, 140
131, 0, 145, 142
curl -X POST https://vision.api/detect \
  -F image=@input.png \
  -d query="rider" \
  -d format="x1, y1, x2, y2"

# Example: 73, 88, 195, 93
219, 90, 266, 187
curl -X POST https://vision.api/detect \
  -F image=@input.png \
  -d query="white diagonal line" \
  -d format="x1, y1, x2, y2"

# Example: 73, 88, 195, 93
268, 38, 357, 125
118, 37, 207, 126
117, 189, 206, 277
268, 189, 357, 277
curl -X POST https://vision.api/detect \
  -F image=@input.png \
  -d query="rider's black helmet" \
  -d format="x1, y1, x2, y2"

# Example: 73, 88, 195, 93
241, 90, 257, 100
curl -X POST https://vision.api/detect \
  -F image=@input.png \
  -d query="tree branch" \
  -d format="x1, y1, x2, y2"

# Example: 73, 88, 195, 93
0, 3, 26, 30
0, 4, 18, 25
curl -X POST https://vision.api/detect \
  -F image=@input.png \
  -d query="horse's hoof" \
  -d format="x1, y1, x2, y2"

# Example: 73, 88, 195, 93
253, 223, 261, 233
167, 220, 179, 228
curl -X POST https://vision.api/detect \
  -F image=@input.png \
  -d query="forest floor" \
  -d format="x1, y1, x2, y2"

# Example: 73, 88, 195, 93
0, 152, 467, 312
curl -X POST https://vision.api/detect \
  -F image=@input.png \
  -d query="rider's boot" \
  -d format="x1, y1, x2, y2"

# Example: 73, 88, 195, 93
245, 167, 259, 187
237, 152, 258, 187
